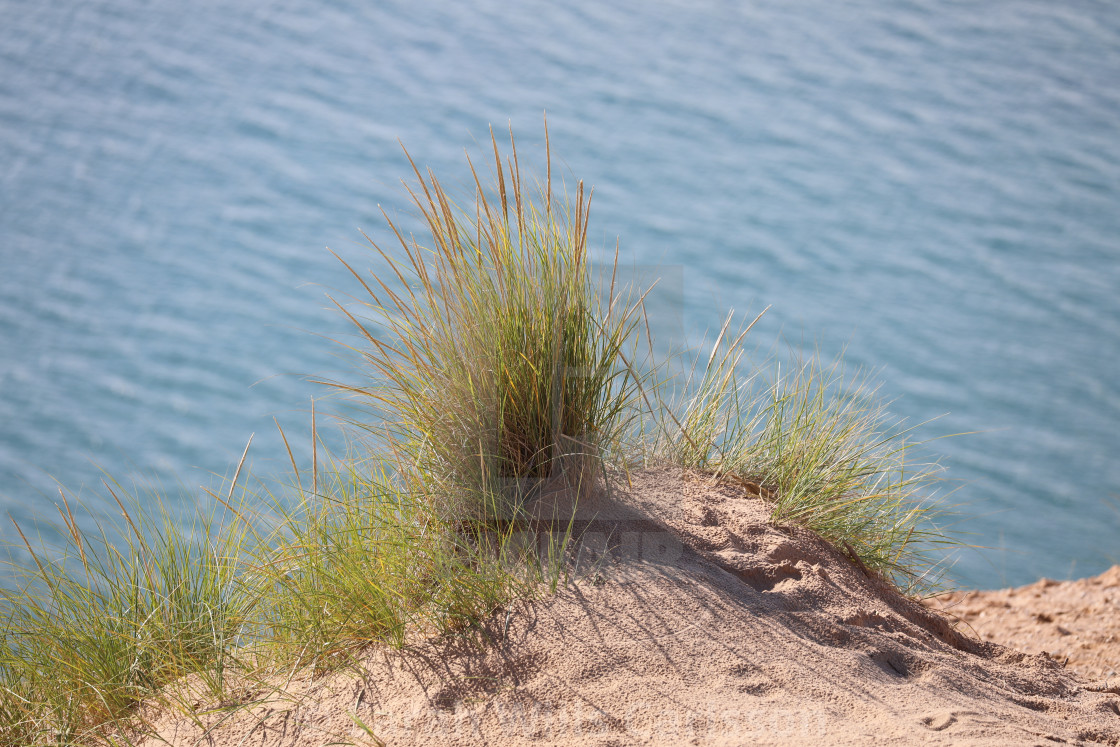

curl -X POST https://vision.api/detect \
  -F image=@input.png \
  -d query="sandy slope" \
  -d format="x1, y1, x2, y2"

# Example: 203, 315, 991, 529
925, 566, 1120, 685
140, 468, 1120, 746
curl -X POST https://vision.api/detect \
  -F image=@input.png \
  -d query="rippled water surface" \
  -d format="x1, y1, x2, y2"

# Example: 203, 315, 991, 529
3, 0, 1119, 588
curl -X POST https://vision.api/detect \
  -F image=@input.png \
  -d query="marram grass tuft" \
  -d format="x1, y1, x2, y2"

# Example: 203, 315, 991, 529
657, 313, 953, 595
0, 479, 256, 743
327, 124, 650, 524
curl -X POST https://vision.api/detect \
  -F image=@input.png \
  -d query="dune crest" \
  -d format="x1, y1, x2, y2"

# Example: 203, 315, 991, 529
142, 468, 1120, 746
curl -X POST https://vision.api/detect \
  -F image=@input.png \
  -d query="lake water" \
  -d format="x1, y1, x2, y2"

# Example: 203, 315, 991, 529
2, 0, 1119, 589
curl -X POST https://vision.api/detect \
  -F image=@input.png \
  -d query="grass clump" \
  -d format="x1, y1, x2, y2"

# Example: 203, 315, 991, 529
252, 460, 419, 667
251, 125, 645, 675
329, 124, 649, 525
661, 315, 949, 593
225, 124, 639, 681
252, 453, 546, 675
0, 480, 254, 743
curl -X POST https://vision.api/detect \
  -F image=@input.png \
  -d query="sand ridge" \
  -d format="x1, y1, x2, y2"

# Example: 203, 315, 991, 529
139, 467, 1120, 746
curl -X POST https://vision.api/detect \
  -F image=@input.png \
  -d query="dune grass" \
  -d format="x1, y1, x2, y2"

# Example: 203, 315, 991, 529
249, 451, 560, 677
0, 125, 956, 743
0, 480, 256, 743
243, 124, 649, 683
659, 314, 951, 593
325, 125, 651, 529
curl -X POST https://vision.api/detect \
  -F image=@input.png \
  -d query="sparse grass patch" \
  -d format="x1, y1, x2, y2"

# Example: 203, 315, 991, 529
0, 481, 255, 743
251, 454, 548, 674
252, 460, 419, 668
659, 316, 951, 594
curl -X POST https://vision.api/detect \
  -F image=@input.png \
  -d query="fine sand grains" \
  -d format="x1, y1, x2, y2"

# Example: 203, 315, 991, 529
139, 468, 1120, 746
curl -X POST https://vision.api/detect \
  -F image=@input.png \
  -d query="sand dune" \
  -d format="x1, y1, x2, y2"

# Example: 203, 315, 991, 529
141, 468, 1120, 746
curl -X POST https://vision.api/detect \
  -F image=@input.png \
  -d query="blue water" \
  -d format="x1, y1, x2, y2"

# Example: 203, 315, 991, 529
2, 0, 1119, 589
